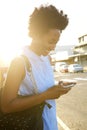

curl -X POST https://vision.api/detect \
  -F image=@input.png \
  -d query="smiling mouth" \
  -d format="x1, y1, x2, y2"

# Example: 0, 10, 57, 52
42, 49, 50, 55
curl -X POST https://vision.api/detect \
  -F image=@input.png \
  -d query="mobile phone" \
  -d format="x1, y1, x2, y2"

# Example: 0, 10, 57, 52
59, 79, 77, 88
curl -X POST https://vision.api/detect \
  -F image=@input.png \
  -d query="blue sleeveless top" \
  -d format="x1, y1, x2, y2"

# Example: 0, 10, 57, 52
18, 46, 58, 130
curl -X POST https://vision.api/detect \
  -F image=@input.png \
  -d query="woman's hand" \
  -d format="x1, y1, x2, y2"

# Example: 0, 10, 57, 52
44, 83, 71, 100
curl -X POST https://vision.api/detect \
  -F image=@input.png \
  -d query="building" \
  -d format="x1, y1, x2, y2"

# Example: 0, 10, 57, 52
68, 34, 87, 71
50, 34, 87, 72
50, 45, 75, 64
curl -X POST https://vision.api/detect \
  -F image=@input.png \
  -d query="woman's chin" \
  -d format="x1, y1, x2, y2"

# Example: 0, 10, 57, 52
42, 50, 50, 56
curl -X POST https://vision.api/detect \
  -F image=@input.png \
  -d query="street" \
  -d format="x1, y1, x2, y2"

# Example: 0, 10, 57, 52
54, 72, 87, 130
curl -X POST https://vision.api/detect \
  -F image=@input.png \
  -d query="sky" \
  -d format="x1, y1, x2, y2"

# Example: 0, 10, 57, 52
0, 0, 87, 65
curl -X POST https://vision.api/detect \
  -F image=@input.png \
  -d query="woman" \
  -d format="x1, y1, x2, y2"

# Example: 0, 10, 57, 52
1, 4, 71, 130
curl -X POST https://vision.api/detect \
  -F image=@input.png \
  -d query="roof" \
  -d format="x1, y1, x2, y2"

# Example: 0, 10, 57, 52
75, 43, 87, 48
69, 53, 87, 58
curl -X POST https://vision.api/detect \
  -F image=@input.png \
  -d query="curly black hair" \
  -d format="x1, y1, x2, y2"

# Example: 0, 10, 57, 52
28, 5, 69, 38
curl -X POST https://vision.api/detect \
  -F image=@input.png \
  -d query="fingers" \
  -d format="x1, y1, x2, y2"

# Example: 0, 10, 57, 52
58, 86, 71, 96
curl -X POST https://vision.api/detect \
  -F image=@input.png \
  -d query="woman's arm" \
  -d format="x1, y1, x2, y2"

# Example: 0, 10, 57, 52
1, 57, 71, 114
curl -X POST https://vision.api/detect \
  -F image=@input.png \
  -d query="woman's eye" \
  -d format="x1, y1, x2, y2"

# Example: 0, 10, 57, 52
49, 41, 57, 45
49, 42, 53, 44
49, 40, 55, 44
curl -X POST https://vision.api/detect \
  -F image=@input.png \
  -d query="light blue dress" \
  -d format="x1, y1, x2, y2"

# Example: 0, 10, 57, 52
18, 46, 58, 130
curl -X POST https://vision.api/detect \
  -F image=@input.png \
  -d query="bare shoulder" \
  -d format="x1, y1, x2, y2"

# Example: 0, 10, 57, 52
7, 56, 26, 81
10, 56, 25, 69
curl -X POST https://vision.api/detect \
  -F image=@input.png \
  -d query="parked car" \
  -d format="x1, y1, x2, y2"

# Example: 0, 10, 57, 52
59, 64, 68, 73
54, 62, 67, 72
68, 64, 83, 73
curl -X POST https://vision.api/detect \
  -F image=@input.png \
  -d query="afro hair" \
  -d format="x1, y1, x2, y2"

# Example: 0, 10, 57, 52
28, 5, 69, 38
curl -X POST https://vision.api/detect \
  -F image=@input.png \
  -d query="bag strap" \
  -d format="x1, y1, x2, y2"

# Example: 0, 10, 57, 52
21, 55, 38, 94
21, 55, 31, 72
21, 55, 52, 109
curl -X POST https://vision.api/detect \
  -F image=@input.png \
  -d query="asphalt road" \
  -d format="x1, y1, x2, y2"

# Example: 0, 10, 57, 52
54, 72, 87, 130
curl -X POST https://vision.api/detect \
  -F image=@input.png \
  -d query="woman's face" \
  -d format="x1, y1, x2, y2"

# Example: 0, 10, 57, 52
39, 29, 61, 55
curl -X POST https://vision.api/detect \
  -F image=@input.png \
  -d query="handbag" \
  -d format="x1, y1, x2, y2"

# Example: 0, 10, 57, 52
0, 55, 45, 130
0, 102, 45, 130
